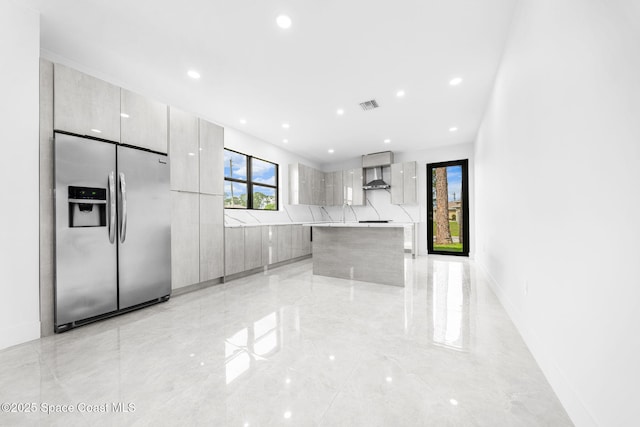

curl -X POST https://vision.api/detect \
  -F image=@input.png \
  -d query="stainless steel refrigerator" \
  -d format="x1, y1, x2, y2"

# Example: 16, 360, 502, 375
54, 132, 170, 332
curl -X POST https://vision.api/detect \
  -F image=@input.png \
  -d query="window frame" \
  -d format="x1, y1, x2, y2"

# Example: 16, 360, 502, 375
223, 148, 279, 210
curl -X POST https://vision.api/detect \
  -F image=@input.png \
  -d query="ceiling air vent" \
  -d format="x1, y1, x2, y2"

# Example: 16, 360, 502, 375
359, 99, 379, 111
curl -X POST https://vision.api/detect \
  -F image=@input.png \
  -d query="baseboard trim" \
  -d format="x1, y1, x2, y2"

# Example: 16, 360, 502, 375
224, 255, 312, 283
172, 277, 224, 297
475, 260, 597, 427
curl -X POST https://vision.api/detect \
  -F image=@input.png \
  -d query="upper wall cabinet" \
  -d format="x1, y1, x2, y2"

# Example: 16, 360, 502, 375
199, 120, 224, 196
331, 170, 343, 206
169, 107, 199, 192
391, 161, 417, 205
343, 168, 364, 206
121, 89, 168, 153
324, 172, 334, 206
54, 64, 120, 142
289, 163, 325, 205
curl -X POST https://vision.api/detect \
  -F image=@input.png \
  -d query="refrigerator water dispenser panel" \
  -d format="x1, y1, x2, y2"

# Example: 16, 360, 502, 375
68, 186, 107, 227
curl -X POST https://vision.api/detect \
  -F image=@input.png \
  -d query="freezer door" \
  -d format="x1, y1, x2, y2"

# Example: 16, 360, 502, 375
117, 146, 171, 309
54, 133, 118, 326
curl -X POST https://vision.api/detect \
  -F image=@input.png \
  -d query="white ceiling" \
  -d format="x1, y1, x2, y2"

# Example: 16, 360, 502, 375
29, 0, 516, 165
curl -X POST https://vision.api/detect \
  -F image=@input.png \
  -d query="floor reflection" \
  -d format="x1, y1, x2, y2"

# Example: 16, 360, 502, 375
428, 259, 471, 351
225, 311, 281, 384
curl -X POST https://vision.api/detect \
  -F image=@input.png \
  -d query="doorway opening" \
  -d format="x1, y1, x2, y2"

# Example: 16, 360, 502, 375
427, 159, 469, 256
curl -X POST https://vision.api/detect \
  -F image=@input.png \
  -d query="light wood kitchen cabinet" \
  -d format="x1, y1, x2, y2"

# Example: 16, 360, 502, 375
313, 169, 326, 205
262, 225, 279, 265
199, 119, 224, 195
277, 225, 292, 261
291, 225, 311, 258
120, 89, 168, 153
171, 191, 200, 290
199, 194, 224, 282
54, 63, 121, 142
391, 161, 417, 205
324, 173, 334, 206
244, 227, 263, 270
343, 168, 364, 206
169, 107, 199, 192
332, 170, 343, 206
289, 163, 326, 205
225, 227, 245, 276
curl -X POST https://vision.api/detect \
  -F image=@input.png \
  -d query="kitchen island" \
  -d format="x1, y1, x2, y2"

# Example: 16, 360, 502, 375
308, 223, 414, 287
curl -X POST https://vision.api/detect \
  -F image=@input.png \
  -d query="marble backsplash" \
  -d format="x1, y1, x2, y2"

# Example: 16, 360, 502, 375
224, 188, 420, 226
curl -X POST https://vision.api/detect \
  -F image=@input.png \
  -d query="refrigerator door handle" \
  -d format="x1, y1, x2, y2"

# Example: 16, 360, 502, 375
108, 171, 116, 244
119, 172, 128, 243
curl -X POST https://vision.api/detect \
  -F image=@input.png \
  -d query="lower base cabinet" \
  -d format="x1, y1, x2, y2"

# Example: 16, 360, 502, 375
171, 191, 199, 290
224, 224, 312, 277
277, 225, 292, 262
244, 227, 263, 270
292, 225, 311, 258
224, 227, 245, 276
200, 194, 224, 281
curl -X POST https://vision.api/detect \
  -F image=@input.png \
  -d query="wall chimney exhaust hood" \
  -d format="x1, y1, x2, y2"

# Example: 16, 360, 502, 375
362, 151, 393, 190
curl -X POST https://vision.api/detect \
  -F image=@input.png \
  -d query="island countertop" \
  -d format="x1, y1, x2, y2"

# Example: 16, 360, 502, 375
304, 222, 415, 228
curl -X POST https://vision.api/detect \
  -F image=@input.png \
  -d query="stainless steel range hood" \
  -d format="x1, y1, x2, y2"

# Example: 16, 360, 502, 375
362, 166, 390, 189
362, 151, 393, 190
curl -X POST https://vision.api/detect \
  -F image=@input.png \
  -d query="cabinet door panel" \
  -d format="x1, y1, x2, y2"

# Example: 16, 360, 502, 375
200, 194, 224, 281
169, 108, 199, 192
277, 225, 292, 262
333, 171, 344, 206
244, 227, 263, 270
262, 225, 278, 265
225, 227, 245, 275
403, 161, 417, 204
200, 120, 224, 195
171, 191, 199, 289
324, 173, 333, 206
54, 64, 120, 142
121, 89, 168, 153
390, 163, 404, 205
352, 168, 364, 206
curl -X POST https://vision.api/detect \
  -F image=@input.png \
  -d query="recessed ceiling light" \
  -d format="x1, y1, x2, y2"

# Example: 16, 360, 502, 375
384, 139, 391, 144
450, 399, 459, 406
188, 152, 196, 156
239, 119, 247, 124
91, 128, 102, 133
282, 139, 288, 143
449, 127, 458, 132
329, 354, 335, 360
336, 109, 344, 115
283, 411, 292, 419
385, 376, 393, 383
449, 77, 463, 86
328, 149, 335, 154
187, 70, 201, 79
120, 113, 130, 118
276, 15, 292, 29
282, 123, 290, 129
396, 90, 405, 97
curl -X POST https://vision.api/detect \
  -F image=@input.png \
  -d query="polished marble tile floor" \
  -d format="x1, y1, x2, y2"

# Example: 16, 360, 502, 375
0, 256, 572, 426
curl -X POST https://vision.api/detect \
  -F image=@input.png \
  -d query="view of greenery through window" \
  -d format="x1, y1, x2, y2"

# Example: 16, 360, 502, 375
432, 165, 463, 252
224, 149, 278, 210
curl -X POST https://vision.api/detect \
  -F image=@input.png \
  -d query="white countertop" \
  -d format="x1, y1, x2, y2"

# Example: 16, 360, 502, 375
225, 221, 416, 228
306, 222, 415, 228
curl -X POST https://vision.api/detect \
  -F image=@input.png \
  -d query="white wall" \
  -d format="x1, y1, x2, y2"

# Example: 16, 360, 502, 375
0, 0, 40, 349
324, 143, 475, 256
475, 0, 640, 425
223, 127, 325, 225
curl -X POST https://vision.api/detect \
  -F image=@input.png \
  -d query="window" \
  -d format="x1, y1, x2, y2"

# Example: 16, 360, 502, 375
224, 149, 278, 210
